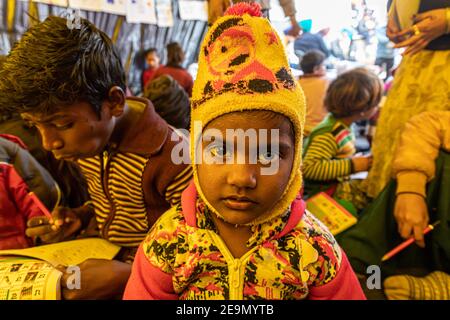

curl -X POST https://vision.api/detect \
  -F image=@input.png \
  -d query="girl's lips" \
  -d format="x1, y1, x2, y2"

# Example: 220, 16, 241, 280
222, 198, 257, 210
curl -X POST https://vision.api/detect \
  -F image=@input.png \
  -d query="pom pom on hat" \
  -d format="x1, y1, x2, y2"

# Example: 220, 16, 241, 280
224, 2, 263, 17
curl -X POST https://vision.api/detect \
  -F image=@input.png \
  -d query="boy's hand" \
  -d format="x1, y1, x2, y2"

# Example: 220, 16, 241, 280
394, 193, 429, 248
58, 259, 132, 300
351, 154, 373, 173
26, 207, 82, 243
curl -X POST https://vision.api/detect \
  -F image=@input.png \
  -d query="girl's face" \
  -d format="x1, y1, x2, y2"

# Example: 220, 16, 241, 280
146, 52, 160, 69
196, 111, 295, 226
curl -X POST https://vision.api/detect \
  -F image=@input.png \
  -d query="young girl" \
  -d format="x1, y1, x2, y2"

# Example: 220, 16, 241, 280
302, 68, 382, 213
124, 3, 365, 300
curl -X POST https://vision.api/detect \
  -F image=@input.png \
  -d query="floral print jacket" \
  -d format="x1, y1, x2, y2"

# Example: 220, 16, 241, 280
124, 182, 365, 300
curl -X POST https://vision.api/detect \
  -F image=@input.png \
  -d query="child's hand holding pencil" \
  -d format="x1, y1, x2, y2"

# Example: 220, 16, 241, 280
26, 203, 83, 244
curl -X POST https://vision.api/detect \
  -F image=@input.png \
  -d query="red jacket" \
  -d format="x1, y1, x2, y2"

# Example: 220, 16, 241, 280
124, 182, 366, 300
0, 135, 59, 250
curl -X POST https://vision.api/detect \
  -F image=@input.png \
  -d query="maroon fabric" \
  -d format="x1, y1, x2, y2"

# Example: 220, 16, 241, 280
150, 66, 194, 97
142, 68, 157, 88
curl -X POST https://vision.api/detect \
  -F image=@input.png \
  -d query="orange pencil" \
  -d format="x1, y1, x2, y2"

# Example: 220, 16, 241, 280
381, 221, 441, 262
28, 191, 53, 220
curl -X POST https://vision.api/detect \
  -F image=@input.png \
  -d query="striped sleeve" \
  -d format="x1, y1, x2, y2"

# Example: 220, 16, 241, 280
164, 165, 193, 206
302, 133, 352, 181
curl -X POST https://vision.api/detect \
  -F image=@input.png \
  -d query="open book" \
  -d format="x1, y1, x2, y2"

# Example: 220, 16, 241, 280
0, 238, 121, 300
306, 192, 357, 235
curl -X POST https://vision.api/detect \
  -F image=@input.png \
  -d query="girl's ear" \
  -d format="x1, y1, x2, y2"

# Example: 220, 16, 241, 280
107, 86, 126, 117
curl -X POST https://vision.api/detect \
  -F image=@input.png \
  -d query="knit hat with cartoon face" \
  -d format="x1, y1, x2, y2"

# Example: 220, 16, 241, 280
191, 2, 306, 225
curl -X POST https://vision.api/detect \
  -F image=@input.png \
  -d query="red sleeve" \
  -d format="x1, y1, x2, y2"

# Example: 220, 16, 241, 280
308, 253, 366, 300
142, 70, 150, 88
123, 243, 178, 300
7, 165, 48, 220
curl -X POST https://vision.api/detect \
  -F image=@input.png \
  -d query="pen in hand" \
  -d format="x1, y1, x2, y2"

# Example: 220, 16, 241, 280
381, 220, 441, 262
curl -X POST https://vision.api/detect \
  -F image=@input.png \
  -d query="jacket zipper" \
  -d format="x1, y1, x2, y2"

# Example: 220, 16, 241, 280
209, 232, 257, 300
100, 150, 116, 240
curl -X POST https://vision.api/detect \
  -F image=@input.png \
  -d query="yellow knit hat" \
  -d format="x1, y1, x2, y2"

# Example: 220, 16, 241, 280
191, 2, 306, 225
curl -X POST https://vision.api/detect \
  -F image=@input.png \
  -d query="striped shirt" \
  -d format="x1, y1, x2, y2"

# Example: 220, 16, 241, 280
303, 115, 355, 181
78, 154, 191, 248
77, 97, 192, 250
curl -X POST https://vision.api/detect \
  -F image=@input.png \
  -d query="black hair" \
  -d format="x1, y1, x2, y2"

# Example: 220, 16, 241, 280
166, 42, 185, 68
144, 48, 158, 58
300, 50, 325, 74
0, 16, 126, 116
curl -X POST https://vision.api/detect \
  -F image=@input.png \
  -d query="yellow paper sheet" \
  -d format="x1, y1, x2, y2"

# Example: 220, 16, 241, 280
0, 238, 121, 267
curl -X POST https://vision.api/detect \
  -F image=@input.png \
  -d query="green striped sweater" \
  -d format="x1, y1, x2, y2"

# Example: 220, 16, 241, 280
302, 114, 356, 182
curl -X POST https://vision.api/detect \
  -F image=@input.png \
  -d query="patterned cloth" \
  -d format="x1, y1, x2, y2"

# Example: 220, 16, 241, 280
365, 49, 450, 198
123, 182, 366, 300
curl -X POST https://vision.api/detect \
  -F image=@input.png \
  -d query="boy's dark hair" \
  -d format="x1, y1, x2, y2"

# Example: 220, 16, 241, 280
144, 48, 158, 58
300, 50, 325, 74
325, 67, 382, 118
0, 16, 126, 116
143, 74, 190, 130
166, 42, 185, 68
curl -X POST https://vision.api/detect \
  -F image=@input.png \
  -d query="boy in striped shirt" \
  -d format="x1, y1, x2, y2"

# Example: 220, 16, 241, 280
302, 68, 382, 213
0, 17, 192, 299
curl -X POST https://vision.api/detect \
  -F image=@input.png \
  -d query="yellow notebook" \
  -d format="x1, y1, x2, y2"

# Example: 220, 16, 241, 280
306, 192, 357, 235
0, 238, 121, 300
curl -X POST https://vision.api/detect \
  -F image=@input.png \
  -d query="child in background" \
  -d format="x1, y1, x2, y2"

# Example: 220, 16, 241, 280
298, 50, 330, 136
302, 68, 382, 213
0, 16, 192, 299
150, 42, 194, 97
124, 3, 365, 300
0, 135, 60, 250
141, 48, 160, 89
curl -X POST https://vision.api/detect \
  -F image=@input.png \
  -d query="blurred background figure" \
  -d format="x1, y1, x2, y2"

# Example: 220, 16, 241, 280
141, 48, 160, 89
298, 50, 330, 136
375, 25, 396, 81
208, 0, 303, 37
143, 75, 191, 131
294, 19, 330, 60
150, 42, 194, 97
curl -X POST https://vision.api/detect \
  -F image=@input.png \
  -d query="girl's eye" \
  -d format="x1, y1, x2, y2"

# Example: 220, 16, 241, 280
258, 151, 279, 165
210, 145, 230, 158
